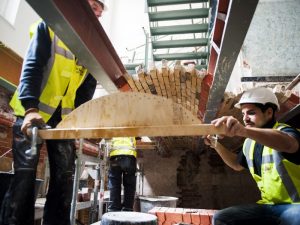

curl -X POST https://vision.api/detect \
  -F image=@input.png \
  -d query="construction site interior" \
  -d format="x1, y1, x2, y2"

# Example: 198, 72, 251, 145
0, 0, 299, 225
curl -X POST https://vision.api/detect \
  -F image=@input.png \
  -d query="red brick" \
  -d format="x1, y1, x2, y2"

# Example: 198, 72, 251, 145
191, 210, 200, 225
164, 207, 184, 225
199, 209, 210, 225
182, 208, 194, 224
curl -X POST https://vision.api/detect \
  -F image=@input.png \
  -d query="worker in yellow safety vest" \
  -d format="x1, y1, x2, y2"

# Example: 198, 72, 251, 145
204, 86, 300, 225
108, 137, 137, 212
0, 1, 107, 225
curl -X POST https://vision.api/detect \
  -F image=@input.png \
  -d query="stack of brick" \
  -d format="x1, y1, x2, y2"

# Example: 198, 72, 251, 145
124, 64, 207, 116
148, 207, 217, 225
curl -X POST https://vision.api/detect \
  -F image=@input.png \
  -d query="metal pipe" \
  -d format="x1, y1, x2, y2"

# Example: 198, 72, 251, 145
98, 139, 108, 220
70, 138, 83, 225
143, 27, 149, 71
90, 163, 100, 224
286, 73, 300, 91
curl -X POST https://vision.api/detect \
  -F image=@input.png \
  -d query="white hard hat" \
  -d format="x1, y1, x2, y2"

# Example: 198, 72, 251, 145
234, 87, 280, 110
97, 0, 108, 11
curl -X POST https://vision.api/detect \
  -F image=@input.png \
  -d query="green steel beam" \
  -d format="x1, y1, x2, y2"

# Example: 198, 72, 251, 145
124, 63, 143, 71
152, 38, 208, 49
153, 52, 208, 61
151, 24, 208, 35
147, 0, 208, 7
149, 8, 209, 21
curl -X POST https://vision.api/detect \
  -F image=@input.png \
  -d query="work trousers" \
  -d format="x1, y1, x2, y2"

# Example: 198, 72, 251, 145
108, 155, 137, 212
213, 203, 300, 225
0, 117, 75, 225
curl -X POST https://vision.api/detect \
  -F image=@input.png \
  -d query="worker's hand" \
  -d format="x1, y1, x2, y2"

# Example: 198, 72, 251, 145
204, 135, 218, 149
21, 110, 46, 135
211, 116, 246, 137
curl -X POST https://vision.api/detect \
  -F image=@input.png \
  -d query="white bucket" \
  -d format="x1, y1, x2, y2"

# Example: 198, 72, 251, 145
139, 196, 178, 213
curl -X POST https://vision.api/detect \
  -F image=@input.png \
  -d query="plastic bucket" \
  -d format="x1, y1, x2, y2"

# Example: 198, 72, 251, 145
139, 196, 178, 213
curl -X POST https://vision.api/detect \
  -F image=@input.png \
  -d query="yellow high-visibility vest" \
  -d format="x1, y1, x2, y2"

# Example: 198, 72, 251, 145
243, 122, 300, 204
10, 21, 87, 122
110, 137, 137, 157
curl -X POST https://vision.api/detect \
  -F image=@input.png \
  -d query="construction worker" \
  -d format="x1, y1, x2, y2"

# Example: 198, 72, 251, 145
0, 1, 107, 225
108, 137, 137, 212
204, 87, 300, 225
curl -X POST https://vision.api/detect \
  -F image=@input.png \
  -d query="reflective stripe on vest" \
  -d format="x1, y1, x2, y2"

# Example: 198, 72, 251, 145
10, 22, 87, 122
110, 137, 137, 157
243, 122, 300, 204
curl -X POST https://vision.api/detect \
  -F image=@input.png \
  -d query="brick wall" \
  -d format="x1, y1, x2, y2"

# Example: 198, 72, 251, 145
138, 140, 260, 210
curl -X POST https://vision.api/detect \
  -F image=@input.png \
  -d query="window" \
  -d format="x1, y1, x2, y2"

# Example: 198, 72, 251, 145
0, 0, 20, 25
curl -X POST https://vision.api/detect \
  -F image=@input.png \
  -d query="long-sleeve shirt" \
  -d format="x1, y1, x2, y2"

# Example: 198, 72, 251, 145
238, 120, 300, 176
18, 21, 96, 112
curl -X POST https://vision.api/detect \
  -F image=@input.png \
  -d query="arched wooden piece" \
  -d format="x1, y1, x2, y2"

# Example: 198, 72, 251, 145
58, 92, 200, 128
38, 92, 226, 139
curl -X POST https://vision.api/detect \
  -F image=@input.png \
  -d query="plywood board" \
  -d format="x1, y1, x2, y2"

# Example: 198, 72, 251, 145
38, 92, 226, 139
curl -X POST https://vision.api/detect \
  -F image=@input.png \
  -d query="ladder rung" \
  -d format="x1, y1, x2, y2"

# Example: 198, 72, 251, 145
153, 52, 208, 61
151, 24, 208, 35
149, 8, 209, 21
147, 0, 208, 7
152, 38, 208, 49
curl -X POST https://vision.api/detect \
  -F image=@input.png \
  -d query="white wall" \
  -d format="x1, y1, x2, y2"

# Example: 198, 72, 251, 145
101, 0, 150, 64
226, 0, 300, 94
0, 0, 149, 64
0, 0, 40, 57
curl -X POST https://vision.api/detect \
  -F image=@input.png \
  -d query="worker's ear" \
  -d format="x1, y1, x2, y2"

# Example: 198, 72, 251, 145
265, 107, 274, 120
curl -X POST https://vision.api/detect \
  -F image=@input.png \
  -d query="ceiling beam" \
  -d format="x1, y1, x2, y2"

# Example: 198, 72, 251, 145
241, 76, 297, 83
203, 0, 259, 123
25, 0, 130, 92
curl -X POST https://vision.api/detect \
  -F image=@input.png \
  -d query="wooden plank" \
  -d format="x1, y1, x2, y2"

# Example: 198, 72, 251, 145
38, 124, 226, 139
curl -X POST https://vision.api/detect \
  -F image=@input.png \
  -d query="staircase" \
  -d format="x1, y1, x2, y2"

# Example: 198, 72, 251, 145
147, 0, 210, 69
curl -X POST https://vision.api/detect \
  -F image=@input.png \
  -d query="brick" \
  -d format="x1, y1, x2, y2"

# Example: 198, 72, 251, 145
151, 207, 168, 225
191, 210, 200, 225
183, 208, 197, 224
164, 207, 184, 225
199, 209, 210, 225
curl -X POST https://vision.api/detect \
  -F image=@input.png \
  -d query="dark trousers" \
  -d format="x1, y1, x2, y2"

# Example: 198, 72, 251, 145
108, 156, 137, 212
0, 117, 75, 225
213, 203, 300, 225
